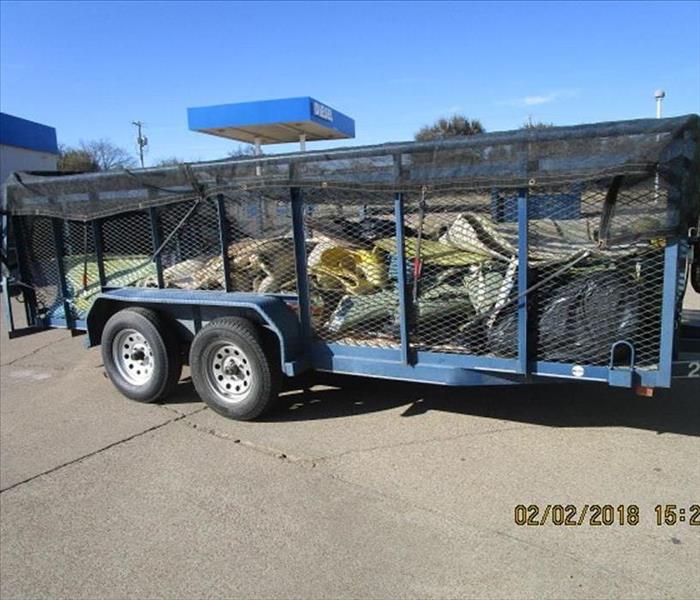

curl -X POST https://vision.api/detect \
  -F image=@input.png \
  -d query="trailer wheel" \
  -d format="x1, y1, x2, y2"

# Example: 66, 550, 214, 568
101, 307, 182, 403
189, 317, 280, 421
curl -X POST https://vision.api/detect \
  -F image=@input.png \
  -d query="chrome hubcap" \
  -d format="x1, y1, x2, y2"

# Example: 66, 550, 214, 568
205, 342, 252, 403
112, 328, 153, 386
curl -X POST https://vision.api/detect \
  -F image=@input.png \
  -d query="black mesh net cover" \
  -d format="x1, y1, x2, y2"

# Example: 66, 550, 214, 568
3, 115, 699, 235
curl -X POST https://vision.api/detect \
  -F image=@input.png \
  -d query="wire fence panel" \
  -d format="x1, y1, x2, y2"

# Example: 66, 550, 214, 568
303, 188, 400, 348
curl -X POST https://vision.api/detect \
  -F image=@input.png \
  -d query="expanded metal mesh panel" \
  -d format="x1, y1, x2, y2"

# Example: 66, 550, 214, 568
18, 216, 63, 319
404, 189, 520, 357
303, 188, 400, 347
299, 181, 678, 363
87, 194, 300, 296
101, 210, 153, 256
60, 220, 97, 319
100, 210, 156, 289
223, 190, 297, 295
528, 181, 667, 368
9, 178, 683, 370
158, 199, 221, 289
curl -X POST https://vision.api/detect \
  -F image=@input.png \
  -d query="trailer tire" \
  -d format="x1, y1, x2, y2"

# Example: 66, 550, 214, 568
189, 317, 280, 421
101, 307, 182, 403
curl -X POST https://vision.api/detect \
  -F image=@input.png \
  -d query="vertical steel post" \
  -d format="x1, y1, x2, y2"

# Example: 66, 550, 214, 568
1, 212, 16, 331
517, 189, 529, 374
290, 187, 312, 345
11, 217, 37, 327
394, 192, 411, 364
216, 194, 233, 292
658, 241, 680, 387
51, 218, 73, 328
92, 219, 107, 289
148, 207, 164, 289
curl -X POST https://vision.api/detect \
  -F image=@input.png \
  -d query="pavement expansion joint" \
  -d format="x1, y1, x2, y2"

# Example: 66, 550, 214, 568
0, 411, 192, 494
1, 337, 68, 367
177, 418, 306, 464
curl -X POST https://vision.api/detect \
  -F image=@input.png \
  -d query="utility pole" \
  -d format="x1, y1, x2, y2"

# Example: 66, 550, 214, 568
132, 121, 148, 168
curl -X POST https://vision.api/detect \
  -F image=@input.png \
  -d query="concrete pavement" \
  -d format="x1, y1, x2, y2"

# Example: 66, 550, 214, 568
1, 303, 699, 599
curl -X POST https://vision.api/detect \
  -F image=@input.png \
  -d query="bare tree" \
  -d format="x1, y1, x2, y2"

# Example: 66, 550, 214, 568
153, 157, 186, 167
227, 144, 257, 158
521, 120, 554, 130
79, 139, 137, 170
415, 115, 485, 141
57, 139, 136, 172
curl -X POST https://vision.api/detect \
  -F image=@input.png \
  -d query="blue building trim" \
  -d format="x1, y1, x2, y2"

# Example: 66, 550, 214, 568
0, 112, 58, 155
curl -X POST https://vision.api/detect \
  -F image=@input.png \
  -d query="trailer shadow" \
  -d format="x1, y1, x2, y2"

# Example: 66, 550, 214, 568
257, 373, 700, 437
161, 372, 699, 437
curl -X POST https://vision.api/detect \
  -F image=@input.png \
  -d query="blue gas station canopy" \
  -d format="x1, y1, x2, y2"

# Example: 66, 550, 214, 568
187, 97, 355, 145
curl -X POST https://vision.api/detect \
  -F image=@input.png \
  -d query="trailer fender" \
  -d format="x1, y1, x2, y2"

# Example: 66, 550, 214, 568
86, 288, 308, 376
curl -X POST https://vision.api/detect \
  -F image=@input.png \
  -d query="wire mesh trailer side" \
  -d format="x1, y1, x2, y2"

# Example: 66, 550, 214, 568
2, 115, 699, 388
6, 192, 298, 327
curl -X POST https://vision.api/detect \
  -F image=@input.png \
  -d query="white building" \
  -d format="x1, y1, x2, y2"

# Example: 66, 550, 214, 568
0, 112, 58, 184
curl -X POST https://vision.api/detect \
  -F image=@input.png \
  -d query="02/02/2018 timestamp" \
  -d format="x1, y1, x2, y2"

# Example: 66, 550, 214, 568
513, 504, 700, 526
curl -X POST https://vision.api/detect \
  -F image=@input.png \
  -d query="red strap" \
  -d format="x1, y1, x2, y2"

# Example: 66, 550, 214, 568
413, 257, 423, 280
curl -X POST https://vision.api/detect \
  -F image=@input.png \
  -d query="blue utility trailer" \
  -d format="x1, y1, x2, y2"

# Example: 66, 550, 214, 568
2, 116, 699, 420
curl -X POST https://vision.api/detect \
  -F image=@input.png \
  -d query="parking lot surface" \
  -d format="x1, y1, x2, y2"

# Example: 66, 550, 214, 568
1, 304, 699, 599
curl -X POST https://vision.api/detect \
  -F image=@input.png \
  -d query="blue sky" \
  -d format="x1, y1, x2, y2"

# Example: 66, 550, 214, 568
1, 1, 699, 165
